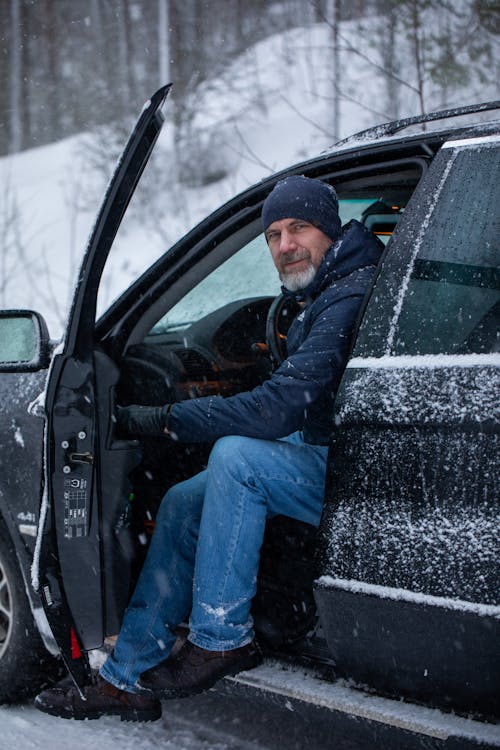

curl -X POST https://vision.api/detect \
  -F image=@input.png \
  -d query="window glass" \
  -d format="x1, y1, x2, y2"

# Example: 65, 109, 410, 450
150, 198, 397, 333
151, 234, 280, 333
392, 145, 500, 355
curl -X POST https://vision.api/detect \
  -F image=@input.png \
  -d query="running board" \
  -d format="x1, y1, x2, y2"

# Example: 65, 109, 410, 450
218, 661, 500, 750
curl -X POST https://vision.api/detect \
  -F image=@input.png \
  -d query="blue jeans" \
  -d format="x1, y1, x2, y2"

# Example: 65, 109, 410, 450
100, 432, 328, 692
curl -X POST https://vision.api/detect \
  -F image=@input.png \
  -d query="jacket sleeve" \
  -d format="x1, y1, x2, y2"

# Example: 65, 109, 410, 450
166, 292, 364, 443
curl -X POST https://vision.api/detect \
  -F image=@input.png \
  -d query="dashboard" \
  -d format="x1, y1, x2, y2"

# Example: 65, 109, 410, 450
117, 297, 275, 407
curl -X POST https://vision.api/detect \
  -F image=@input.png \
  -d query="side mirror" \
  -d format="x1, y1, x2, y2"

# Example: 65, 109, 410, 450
0, 310, 51, 371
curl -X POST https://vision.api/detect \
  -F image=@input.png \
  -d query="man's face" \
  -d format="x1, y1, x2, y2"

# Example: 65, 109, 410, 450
265, 218, 332, 291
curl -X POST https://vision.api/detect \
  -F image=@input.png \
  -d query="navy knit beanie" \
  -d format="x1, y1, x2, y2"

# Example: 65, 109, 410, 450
261, 175, 341, 242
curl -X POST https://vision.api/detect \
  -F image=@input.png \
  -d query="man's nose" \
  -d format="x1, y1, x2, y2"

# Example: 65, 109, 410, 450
279, 230, 297, 253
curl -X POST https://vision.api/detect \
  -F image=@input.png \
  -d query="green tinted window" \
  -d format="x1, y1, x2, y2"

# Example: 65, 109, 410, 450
392, 145, 500, 355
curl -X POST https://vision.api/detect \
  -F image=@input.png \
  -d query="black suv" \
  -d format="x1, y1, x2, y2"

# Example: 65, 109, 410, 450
0, 88, 498, 749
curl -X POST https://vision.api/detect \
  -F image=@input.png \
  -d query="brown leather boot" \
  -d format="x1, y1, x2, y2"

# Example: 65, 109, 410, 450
139, 640, 262, 698
34, 674, 161, 722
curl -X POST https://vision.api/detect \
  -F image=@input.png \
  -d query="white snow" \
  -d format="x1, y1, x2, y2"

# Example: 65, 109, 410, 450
316, 576, 500, 618
13, 424, 24, 448
231, 662, 500, 745
27, 391, 46, 418
4, 23, 369, 339
3, 663, 499, 748
0, 701, 266, 750
5, 20, 494, 341
443, 133, 500, 148
338, 362, 500, 424
348, 353, 500, 369
201, 604, 228, 622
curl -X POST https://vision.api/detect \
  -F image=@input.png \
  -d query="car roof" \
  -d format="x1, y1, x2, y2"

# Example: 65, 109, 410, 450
334, 99, 500, 147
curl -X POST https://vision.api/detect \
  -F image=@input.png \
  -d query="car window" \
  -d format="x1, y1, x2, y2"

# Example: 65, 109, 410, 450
150, 234, 281, 333
149, 198, 395, 334
390, 144, 500, 355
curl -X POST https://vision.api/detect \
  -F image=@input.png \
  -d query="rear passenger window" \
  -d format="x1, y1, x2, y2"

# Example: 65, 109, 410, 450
391, 144, 500, 355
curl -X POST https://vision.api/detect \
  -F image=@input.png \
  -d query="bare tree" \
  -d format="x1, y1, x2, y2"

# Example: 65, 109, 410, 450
325, 0, 341, 140
8, 0, 22, 154
402, 0, 428, 115
158, 0, 171, 86
1, 0, 497, 156
0, 173, 21, 306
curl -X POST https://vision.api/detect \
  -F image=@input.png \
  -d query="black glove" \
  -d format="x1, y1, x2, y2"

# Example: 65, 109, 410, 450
116, 404, 172, 436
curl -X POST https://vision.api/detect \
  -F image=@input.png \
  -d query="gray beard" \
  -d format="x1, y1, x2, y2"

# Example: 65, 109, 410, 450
280, 262, 317, 292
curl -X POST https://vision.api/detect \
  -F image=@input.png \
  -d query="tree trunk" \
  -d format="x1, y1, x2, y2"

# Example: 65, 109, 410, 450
326, 0, 341, 140
8, 0, 22, 153
158, 0, 170, 86
410, 0, 426, 116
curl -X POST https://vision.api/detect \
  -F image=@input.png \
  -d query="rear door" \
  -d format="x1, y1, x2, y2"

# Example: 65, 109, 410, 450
315, 133, 500, 713
34, 86, 170, 685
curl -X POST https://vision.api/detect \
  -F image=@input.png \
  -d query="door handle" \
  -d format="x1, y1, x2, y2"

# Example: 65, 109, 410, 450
69, 452, 94, 465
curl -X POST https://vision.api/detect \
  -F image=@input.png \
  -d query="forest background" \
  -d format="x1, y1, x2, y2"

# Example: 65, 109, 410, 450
2, 0, 500, 155
1, 0, 499, 334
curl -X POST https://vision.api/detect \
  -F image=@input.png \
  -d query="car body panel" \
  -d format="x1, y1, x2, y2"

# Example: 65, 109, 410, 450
0, 369, 47, 562
314, 134, 500, 715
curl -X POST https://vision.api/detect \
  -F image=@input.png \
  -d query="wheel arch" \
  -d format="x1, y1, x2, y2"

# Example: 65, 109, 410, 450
0, 506, 58, 656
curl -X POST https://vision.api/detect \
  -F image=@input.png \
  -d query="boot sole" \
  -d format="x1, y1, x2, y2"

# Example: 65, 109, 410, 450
34, 695, 162, 722
154, 652, 263, 699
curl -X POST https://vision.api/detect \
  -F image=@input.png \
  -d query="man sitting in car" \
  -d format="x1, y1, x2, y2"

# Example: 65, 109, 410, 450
35, 175, 384, 721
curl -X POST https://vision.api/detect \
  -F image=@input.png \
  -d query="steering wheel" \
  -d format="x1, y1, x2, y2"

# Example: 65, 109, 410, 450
119, 346, 184, 405
265, 294, 301, 365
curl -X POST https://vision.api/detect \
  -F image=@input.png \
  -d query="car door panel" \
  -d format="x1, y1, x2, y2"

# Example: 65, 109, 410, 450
35, 86, 170, 682
93, 350, 142, 639
50, 355, 100, 643
322, 359, 499, 602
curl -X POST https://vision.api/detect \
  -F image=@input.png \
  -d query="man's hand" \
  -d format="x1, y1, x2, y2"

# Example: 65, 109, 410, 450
116, 405, 172, 436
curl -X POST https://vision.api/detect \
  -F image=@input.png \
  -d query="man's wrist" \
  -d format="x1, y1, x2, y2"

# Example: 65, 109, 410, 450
162, 403, 174, 433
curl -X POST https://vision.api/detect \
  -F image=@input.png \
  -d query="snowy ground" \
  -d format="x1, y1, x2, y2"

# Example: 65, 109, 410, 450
0, 23, 341, 339
0, 693, 270, 750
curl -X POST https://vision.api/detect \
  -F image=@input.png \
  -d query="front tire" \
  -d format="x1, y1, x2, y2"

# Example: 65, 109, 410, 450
0, 525, 61, 702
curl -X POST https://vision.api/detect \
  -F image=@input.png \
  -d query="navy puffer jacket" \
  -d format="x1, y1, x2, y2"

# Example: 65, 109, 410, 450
168, 220, 383, 445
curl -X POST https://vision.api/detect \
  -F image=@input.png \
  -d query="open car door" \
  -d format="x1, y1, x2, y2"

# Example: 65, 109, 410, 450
34, 86, 171, 688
